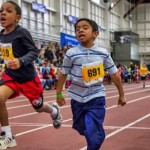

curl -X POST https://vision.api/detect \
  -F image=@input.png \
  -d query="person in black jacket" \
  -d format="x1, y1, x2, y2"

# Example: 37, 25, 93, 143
0, 1, 62, 149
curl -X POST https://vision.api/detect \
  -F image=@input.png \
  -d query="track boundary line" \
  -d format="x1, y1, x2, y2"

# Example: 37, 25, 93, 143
7, 88, 150, 110
79, 113, 150, 150
6, 84, 143, 104
9, 95, 150, 120
10, 122, 150, 130
15, 119, 72, 137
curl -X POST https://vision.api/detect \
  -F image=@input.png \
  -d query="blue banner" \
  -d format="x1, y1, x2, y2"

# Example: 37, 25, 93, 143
68, 15, 78, 24
60, 32, 79, 47
32, 2, 47, 13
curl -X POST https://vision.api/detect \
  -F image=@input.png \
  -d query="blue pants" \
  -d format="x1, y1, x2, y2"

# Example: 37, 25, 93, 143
71, 97, 106, 150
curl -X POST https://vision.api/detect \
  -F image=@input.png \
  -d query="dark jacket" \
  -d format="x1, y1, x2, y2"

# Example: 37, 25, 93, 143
0, 25, 39, 83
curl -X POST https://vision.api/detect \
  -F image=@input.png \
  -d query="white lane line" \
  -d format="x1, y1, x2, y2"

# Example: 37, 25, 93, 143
105, 113, 150, 138
79, 113, 150, 150
7, 98, 70, 110
104, 126, 150, 130
15, 124, 53, 136
9, 95, 150, 120
10, 122, 50, 126
6, 94, 68, 104
107, 94, 150, 109
105, 84, 142, 90
8, 104, 32, 109
106, 86, 142, 94
10, 122, 150, 130
107, 88, 150, 99
15, 118, 72, 137
7, 87, 150, 110
6, 85, 142, 104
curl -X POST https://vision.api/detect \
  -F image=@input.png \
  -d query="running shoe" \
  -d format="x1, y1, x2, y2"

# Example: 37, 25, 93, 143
0, 132, 17, 149
51, 102, 62, 129
0, 132, 4, 139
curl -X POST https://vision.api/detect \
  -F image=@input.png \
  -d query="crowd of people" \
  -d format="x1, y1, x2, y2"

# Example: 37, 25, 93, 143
1, 42, 150, 90
34, 42, 72, 90
31, 41, 71, 90
104, 63, 150, 88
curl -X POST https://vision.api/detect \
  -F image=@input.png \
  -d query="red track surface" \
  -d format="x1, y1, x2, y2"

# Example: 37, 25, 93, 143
4, 82, 150, 150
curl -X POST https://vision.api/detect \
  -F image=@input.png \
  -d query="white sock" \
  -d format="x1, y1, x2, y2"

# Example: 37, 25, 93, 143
51, 107, 57, 118
1, 126, 12, 138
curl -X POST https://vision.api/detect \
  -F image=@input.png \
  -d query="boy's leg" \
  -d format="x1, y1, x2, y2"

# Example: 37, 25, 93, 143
46, 79, 52, 90
32, 95, 62, 129
0, 85, 17, 149
71, 97, 106, 150
84, 109, 105, 150
21, 76, 62, 128
141, 76, 146, 88
71, 97, 105, 150
41, 79, 46, 89
0, 85, 14, 126
32, 96, 62, 129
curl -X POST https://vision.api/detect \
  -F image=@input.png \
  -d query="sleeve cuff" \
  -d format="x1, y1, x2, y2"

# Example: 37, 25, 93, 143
19, 58, 25, 67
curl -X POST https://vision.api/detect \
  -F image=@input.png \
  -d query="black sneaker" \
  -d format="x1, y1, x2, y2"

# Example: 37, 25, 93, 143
51, 102, 62, 129
0, 132, 17, 149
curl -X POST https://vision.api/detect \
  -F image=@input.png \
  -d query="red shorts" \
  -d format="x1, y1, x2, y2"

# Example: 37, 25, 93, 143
1, 74, 43, 108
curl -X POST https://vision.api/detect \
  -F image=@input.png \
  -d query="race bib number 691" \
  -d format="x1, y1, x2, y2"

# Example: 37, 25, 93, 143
82, 61, 104, 86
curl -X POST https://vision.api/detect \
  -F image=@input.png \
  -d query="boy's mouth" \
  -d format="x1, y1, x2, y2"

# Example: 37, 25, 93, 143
0, 17, 6, 23
78, 34, 85, 40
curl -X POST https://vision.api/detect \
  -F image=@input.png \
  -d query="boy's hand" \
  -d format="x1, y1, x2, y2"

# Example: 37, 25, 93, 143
7, 58, 20, 69
57, 96, 66, 106
118, 95, 126, 106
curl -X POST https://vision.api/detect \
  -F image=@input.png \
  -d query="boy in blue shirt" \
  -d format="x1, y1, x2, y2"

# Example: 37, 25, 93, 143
56, 18, 126, 150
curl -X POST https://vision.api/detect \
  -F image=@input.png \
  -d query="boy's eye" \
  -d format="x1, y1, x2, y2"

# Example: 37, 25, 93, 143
0, 9, 13, 13
7, 10, 12, 13
83, 27, 88, 30
76, 28, 80, 31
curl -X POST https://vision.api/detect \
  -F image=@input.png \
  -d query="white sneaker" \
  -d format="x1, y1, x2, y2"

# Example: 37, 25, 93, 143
51, 102, 62, 129
0, 132, 17, 149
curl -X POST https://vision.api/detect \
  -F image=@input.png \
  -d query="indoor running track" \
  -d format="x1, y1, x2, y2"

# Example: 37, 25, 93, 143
4, 82, 150, 150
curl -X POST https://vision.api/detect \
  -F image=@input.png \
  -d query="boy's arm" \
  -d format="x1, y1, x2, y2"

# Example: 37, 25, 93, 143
110, 72, 126, 106
56, 72, 68, 106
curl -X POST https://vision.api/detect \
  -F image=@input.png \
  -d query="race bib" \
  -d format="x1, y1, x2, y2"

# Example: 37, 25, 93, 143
0, 43, 14, 64
82, 61, 104, 86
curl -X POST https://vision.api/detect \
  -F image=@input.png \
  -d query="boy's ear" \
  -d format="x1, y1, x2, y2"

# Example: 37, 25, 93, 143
95, 31, 99, 36
93, 31, 99, 38
16, 15, 21, 23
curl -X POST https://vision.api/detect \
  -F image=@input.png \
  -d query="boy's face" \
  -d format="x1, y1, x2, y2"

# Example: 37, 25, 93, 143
0, 2, 21, 28
75, 20, 99, 47
142, 64, 146, 67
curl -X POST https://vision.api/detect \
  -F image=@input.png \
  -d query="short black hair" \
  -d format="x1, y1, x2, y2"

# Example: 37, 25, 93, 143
74, 18, 99, 32
6, 1, 21, 16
